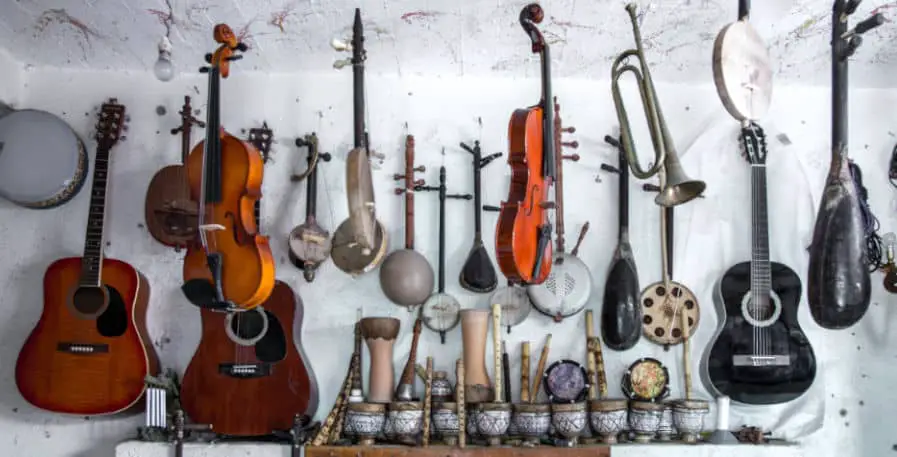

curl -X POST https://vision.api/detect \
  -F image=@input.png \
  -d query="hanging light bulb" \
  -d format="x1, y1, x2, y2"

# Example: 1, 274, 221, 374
154, 36, 174, 82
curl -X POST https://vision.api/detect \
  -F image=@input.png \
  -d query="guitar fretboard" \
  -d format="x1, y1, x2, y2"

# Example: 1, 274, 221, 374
750, 164, 771, 310
80, 144, 112, 286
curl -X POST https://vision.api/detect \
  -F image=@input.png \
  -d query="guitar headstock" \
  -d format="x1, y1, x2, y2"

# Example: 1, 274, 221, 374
740, 122, 767, 166
202, 24, 247, 78
248, 122, 274, 163
95, 98, 127, 150
519, 3, 546, 53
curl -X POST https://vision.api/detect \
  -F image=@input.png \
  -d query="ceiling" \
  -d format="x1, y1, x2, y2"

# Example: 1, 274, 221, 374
2, 0, 896, 86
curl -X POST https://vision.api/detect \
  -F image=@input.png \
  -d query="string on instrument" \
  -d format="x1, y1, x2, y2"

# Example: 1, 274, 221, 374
848, 161, 884, 271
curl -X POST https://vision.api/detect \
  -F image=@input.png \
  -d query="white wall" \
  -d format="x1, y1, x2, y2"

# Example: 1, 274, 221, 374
0, 67, 895, 457
0, 49, 24, 106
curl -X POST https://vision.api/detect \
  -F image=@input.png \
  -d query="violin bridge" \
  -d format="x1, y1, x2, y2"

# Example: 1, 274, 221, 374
199, 223, 226, 232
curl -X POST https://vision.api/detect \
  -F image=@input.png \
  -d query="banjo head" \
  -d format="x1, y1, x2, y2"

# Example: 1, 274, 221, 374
713, 20, 772, 121
0, 110, 87, 208
332, 218, 387, 275
639, 280, 700, 346
346, 147, 377, 252
421, 292, 461, 336
289, 222, 332, 267
527, 254, 592, 321
491, 285, 532, 331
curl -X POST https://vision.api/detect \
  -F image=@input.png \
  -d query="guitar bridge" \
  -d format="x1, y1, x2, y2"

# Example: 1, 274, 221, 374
219, 363, 271, 378
732, 355, 790, 367
57, 342, 109, 355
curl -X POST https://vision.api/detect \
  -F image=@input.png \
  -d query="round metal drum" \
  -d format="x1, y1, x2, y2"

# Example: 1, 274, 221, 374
0, 110, 87, 208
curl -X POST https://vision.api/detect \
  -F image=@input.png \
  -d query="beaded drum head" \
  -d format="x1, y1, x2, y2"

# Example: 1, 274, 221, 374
543, 359, 589, 403
640, 280, 700, 345
621, 357, 669, 402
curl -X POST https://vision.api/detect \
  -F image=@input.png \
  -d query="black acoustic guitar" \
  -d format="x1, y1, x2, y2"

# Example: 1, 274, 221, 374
703, 123, 816, 405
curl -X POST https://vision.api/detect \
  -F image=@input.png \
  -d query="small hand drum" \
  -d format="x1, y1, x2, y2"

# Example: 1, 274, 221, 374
621, 357, 669, 402
543, 359, 589, 403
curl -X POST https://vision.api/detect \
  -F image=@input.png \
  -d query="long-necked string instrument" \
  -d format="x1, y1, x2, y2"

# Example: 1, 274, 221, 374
181, 24, 275, 311
808, 1, 882, 329
420, 166, 472, 343
395, 318, 423, 401
331, 8, 388, 275
379, 135, 435, 307
496, 3, 556, 286
527, 99, 591, 322
459, 141, 502, 293
288, 133, 332, 282
611, 3, 705, 208
599, 135, 641, 351
145, 95, 203, 251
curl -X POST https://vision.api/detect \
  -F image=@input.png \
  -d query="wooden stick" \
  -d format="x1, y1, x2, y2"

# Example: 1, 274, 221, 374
585, 310, 598, 401
422, 357, 433, 447
591, 337, 608, 399
681, 307, 692, 400
456, 359, 466, 448
520, 342, 531, 403
530, 334, 552, 403
491, 303, 503, 403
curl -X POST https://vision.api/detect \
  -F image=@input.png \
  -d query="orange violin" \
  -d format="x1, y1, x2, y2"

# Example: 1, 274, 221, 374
495, 4, 556, 285
181, 24, 275, 311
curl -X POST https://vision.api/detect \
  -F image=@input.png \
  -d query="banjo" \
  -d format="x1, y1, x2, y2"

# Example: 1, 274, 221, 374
0, 104, 88, 209
527, 100, 591, 322
288, 133, 332, 282
419, 166, 471, 342
331, 8, 388, 275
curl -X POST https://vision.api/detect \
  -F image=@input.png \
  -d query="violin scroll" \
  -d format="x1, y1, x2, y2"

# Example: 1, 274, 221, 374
519, 3, 546, 53
204, 24, 248, 78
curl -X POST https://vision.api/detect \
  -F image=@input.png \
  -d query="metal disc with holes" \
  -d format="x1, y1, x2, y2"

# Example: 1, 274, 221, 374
527, 254, 591, 322
543, 359, 589, 403
621, 357, 669, 402
491, 285, 532, 332
712, 20, 773, 121
640, 280, 700, 346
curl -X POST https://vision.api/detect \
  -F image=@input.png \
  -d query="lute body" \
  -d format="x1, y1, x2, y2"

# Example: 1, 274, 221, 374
181, 281, 318, 436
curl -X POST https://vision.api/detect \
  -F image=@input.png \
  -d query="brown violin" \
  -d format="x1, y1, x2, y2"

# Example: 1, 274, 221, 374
496, 4, 555, 285
181, 24, 275, 311
144, 95, 203, 251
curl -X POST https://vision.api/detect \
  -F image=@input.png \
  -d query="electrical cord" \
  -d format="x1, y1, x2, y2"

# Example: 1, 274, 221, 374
849, 160, 884, 271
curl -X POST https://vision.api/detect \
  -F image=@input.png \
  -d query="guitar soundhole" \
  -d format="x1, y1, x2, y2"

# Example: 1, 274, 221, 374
71, 286, 109, 317
231, 311, 265, 340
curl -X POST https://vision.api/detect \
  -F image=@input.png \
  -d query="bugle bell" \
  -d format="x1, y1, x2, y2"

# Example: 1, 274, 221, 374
611, 3, 705, 207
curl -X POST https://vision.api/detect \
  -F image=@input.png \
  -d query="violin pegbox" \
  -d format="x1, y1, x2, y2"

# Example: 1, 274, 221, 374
95, 98, 128, 149
202, 24, 248, 78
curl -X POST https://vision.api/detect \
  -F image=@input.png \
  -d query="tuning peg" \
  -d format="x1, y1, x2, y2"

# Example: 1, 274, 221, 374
204, 53, 213, 63
604, 135, 622, 149
562, 141, 579, 149
226, 55, 243, 62
122, 125, 129, 132
394, 188, 405, 195
320, 152, 332, 162
414, 165, 426, 173
199, 67, 210, 73
562, 154, 579, 161
540, 201, 556, 210
414, 179, 425, 186
483, 205, 500, 212
600, 163, 620, 174
393, 173, 405, 181
331, 37, 352, 51
120, 135, 127, 142
235, 42, 248, 52
333, 58, 352, 69
171, 127, 182, 135
561, 126, 576, 134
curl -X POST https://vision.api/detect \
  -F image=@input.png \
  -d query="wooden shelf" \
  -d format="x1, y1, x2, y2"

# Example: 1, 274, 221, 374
305, 445, 611, 457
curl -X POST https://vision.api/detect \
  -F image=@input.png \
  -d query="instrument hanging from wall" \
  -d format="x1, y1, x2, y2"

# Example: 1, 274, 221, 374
331, 8, 388, 275
599, 135, 642, 351
16, 99, 161, 415
611, 3, 706, 208
459, 141, 502, 293
288, 133, 332, 282
881, 233, 897, 293
181, 125, 319, 436
491, 283, 532, 333
395, 318, 424, 401
703, 124, 817, 405
0, 104, 87, 209
145, 95, 204, 251
527, 100, 591, 322
543, 360, 589, 404
621, 358, 669, 402
807, 1, 883, 329
379, 135, 435, 307
640, 168, 700, 346
181, 24, 275, 311
496, 3, 556, 286
420, 166, 472, 343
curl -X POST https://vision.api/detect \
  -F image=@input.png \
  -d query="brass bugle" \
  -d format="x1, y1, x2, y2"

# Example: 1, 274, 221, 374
611, 3, 706, 207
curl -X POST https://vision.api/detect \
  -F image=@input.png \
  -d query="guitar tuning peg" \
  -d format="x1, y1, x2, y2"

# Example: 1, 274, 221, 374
562, 153, 580, 161
394, 188, 405, 195
414, 165, 426, 172
562, 141, 579, 149
562, 126, 576, 134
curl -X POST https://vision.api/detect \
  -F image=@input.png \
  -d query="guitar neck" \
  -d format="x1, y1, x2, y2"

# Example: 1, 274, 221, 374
80, 143, 112, 286
751, 164, 771, 300
540, 45, 556, 183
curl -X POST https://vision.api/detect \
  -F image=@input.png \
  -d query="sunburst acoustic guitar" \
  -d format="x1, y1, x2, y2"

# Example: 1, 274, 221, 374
15, 99, 160, 415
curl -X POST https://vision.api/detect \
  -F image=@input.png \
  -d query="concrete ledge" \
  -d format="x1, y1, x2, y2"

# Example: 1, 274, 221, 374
116, 441, 804, 457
